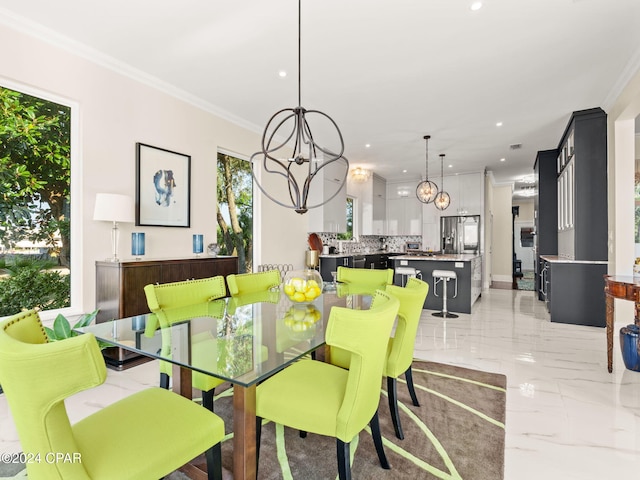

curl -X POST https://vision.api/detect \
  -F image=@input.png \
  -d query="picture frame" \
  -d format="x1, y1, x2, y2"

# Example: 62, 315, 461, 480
136, 143, 191, 227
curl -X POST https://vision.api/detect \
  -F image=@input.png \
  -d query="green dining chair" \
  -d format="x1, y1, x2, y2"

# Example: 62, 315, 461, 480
144, 276, 227, 411
255, 290, 400, 480
0, 309, 225, 480
226, 269, 281, 297
330, 277, 429, 439
336, 266, 394, 289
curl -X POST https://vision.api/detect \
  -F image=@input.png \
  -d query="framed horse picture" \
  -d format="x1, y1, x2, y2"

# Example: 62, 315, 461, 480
136, 143, 191, 227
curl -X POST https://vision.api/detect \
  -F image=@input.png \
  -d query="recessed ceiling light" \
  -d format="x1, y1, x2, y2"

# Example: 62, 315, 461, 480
470, 2, 483, 11
402, 169, 407, 173
500, 158, 506, 162
448, 164, 453, 168
496, 121, 503, 127
278, 70, 287, 78
365, 144, 371, 148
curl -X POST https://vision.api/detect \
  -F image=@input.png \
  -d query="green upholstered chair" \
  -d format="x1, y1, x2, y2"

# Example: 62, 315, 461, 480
226, 269, 281, 297
0, 309, 225, 480
336, 266, 394, 289
144, 276, 227, 411
143, 275, 227, 312
255, 290, 400, 480
330, 277, 429, 440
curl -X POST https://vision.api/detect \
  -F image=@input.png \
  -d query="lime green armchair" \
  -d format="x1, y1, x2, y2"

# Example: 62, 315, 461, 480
144, 277, 227, 411
226, 269, 281, 297
336, 266, 394, 289
0, 309, 225, 480
329, 277, 429, 439
255, 290, 400, 480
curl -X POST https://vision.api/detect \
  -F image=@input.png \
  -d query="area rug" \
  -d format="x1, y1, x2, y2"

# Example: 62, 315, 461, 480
516, 270, 535, 291
1, 361, 506, 480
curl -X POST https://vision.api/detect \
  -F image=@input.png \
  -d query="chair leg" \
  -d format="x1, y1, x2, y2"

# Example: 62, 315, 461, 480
256, 416, 262, 475
370, 410, 390, 470
159, 372, 170, 389
202, 388, 215, 412
387, 376, 404, 440
336, 439, 352, 480
204, 443, 222, 480
404, 366, 420, 407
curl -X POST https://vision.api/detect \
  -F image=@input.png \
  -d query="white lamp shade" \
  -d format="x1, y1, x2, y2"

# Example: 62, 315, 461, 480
93, 193, 135, 223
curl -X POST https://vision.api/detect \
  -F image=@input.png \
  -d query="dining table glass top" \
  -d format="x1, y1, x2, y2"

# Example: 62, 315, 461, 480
78, 287, 374, 388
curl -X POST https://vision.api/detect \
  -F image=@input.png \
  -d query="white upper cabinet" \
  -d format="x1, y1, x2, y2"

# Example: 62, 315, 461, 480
386, 180, 422, 235
307, 160, 348, 233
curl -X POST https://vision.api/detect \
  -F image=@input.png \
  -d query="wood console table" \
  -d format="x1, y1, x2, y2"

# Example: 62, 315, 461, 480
604, 275, 640, 372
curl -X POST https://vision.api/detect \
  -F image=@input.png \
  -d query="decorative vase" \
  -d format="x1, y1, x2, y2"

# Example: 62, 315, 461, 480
282, 269, 323, 303
193, 234, 204, 256
131, 232, 145, 259
620, 324, 640, 371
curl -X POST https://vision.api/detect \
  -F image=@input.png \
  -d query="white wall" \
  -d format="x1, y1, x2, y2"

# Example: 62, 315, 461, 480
490, 184, 514, 283
1, 23, 309, 316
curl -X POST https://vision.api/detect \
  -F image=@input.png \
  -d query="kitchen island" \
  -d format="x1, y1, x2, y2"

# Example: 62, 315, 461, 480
391, 254, 482, 314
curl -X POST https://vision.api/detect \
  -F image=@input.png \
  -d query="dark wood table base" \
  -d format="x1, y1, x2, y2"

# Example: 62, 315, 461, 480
604, 275, 640, 373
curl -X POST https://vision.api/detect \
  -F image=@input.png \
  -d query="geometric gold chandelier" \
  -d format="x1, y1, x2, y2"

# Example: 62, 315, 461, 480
433, 153, 451, 210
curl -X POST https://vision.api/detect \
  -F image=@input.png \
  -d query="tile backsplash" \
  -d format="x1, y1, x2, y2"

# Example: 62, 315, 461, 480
315, 234, 422, 253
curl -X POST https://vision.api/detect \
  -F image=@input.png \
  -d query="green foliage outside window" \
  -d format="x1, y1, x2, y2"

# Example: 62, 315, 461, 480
0, 257, 70, 316
337, 197, 354, 240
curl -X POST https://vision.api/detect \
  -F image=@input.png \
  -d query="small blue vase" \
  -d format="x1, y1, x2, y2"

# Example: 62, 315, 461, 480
193, 234, 204, 255
131, 232, 145, 258
620, 324, 640, 371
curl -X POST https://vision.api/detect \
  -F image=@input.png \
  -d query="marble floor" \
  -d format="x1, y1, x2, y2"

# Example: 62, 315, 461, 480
1, 288, 639, 479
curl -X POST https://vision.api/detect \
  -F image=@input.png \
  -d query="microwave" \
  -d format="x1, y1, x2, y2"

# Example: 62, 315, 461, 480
405, 242, 421, 252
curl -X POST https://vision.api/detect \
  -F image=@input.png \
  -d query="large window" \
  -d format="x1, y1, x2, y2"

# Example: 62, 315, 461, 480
216, 151, 253, 273
0, 85, 72, 316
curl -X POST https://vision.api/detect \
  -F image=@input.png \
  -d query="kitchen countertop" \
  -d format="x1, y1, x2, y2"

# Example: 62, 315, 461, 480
391, 253, 482, 261
319, 250, 402, 258
540, 255, 608, 265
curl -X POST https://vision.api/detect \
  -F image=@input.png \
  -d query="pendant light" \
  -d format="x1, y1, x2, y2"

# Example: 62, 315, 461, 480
249, 0, 349, 214
416, 135, 439, 204
434, 154, 451, 210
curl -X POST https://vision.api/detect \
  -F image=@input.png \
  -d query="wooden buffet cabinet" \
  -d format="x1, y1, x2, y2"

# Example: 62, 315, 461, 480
95, 256, 238, 368
95, 256, 239, 322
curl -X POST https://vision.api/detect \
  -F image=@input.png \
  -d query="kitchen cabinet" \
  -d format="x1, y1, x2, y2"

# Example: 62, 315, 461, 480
556, 108, 607, 261
386, 180, 422, 235
534, 149, 559, 300
319, 255, 353, 282
307, 160, 348, 233
456, 173, 483, 216
541, 256, 607, 327
359, 174, 387, 235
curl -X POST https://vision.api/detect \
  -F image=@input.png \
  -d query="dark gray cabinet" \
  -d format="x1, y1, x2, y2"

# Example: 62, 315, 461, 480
319, 255, 353, 282
534, 149, 559, 300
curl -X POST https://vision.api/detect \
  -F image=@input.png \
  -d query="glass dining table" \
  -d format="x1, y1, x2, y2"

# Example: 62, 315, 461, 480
78, 286, 373, 480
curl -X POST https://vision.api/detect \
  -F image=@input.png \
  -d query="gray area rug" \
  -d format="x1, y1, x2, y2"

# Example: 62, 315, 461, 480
1, 360, 506, 479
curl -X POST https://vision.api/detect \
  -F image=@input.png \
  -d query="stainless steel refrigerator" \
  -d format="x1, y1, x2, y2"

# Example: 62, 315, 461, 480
440, 215, 480, 254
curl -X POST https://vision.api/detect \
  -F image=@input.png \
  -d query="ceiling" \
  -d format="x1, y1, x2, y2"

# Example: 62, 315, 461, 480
2, 0, 640, 198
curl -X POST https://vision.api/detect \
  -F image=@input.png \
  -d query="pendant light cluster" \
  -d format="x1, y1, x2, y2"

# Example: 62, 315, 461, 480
416, 135, 439, 204
249, 0, 349, 214
434, 154, 451, 210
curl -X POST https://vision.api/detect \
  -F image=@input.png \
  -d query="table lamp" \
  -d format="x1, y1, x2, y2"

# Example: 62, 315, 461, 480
93, 193, 135, 262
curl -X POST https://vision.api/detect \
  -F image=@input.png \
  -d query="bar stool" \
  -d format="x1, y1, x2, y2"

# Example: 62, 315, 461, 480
395, 266, 422, 287
432, 269, 458, 318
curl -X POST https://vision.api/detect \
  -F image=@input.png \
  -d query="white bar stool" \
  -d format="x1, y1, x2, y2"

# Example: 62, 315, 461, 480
395, 266, 422, 287
432, 269, 458, 318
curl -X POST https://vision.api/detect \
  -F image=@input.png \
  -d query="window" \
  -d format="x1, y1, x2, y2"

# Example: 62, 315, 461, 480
216, 151, 253, 273
0, 85, 72, 316
337, 196, 354, 240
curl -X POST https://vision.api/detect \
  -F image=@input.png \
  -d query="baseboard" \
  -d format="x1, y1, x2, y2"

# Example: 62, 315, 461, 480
491, 281, 514, 290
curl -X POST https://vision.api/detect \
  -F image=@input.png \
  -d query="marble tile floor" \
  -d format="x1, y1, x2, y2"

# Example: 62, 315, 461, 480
1, 288, 639, 479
